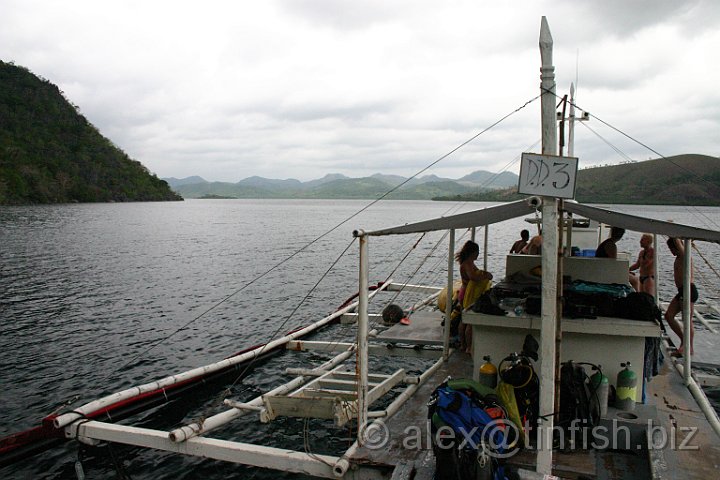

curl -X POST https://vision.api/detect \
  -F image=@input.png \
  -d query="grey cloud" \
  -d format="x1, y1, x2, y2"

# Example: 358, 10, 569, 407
278, 0, 405, 30
555, 0, 720, 41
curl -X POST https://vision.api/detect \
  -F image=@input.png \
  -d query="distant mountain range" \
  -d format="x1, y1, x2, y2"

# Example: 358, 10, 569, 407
163, 171, 519, 200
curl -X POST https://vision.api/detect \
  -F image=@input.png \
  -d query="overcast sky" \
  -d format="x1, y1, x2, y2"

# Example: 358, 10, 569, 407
2, 0, 718, 182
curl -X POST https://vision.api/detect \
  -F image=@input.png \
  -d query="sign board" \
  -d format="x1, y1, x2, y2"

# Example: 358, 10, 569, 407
518, 152, 578, 199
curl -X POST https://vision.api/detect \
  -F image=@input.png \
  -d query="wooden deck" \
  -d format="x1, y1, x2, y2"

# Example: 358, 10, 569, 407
645, 358, 720, 479
349, 350, 720, 479
375, 311, 444, 346
350, 350, 473, 477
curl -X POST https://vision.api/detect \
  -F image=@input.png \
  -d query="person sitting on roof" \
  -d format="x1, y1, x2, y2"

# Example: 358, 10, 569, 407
595, 227, 625, 258
629, 234, 655, 295
455, 240, 493, 354
510, 229, 530, 254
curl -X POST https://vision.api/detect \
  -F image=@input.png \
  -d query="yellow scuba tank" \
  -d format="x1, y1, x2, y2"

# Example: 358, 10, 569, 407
478, 355, 498, 388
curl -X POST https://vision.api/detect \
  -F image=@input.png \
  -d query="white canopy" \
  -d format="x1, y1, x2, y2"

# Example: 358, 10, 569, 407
563, 202, 720, 244
363, 199, 536, 236
361, 198, 720, 244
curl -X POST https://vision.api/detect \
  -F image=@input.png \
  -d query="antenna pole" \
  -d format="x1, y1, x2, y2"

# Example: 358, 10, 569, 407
568, 83, 576, 157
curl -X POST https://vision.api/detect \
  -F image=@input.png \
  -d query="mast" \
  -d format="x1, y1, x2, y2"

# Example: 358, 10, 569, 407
568, 83, 576, 157
537, 16, 559, 475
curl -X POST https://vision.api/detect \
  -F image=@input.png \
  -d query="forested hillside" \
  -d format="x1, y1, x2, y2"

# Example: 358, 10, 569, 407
436, 154, 720, 205
0, 61, 181, 204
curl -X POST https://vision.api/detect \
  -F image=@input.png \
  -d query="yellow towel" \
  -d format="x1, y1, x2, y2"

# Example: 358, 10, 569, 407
497, 381, 524, 447
437, 280, 462, 312
462, 278, 491, 310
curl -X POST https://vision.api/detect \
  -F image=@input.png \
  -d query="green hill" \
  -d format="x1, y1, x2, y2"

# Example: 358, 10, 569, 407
170, 174, 486, 199
0, 61, 181, 205
435, 154, 720, 205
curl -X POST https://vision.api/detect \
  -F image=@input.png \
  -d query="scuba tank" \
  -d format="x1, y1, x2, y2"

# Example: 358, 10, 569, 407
588, 365, 609, 419
615, 362, 637, 411
478, 355, 498, 388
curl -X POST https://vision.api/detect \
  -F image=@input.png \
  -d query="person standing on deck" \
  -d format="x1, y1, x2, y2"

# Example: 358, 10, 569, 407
629, 234, 655, 295
665, 237, 698, 356
595, 227, 625, 258
455, 241, 493, 354
510, 229, 530, 254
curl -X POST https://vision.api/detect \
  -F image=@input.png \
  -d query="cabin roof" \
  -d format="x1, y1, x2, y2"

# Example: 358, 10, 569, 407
363, 198, 720, 244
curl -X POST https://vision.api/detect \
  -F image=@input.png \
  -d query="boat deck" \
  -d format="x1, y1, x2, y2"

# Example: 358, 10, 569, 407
349, 351, 720, 479
646, 358, 720, 479
350, 349, 473, 479
375, 311, 444, 345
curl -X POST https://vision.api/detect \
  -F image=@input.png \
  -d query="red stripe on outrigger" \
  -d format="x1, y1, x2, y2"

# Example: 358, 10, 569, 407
0, 293, 361, 465
1, 342, 278, 460
0, 416, 61, 455
80, 341, 284, 419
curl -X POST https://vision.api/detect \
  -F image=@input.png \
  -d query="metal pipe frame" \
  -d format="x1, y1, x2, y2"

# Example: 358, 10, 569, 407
286, 340, 443, 359
168, 348, 355, 442
68, 420, 339, 479
333, 354, 446, 477
683, 239, 692, 385
663, 338, 720, 440
357, 232, 370, 443
444, 229, 455, 360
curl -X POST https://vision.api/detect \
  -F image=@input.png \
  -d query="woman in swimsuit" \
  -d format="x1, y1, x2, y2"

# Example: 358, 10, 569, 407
455, 241, 493, 353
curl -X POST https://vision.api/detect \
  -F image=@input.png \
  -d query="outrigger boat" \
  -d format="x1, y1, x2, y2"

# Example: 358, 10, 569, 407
2, 17, 720, 479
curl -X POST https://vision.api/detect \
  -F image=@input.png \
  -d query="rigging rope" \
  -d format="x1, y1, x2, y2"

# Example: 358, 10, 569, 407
54, 93, 543, 420
578, 121, 635, 163
104, 93, 541, 380
692, 243, 720, 281
542, 86, 720, 194
216, 237, 358, 403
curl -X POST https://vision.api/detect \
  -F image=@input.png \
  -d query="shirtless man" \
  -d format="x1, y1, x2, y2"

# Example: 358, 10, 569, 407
664, 237, 698, 356
628, 234, 655, 295
595, 227, 625, 258
510, 229, 530, 254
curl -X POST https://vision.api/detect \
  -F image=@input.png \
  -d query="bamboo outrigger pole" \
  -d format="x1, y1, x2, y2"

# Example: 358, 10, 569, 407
537, 16, 559, 475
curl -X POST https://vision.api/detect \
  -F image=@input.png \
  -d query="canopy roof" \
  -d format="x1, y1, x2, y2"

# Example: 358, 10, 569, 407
364, 200, 535, 236
564, 202, 720, 244
363, 198, 720, 244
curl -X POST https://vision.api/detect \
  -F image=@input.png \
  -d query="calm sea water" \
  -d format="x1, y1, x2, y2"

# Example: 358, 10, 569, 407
1, 199, 719, 479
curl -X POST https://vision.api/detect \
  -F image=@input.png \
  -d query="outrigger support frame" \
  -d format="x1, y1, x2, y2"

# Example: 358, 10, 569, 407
69, 420, 342, 479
